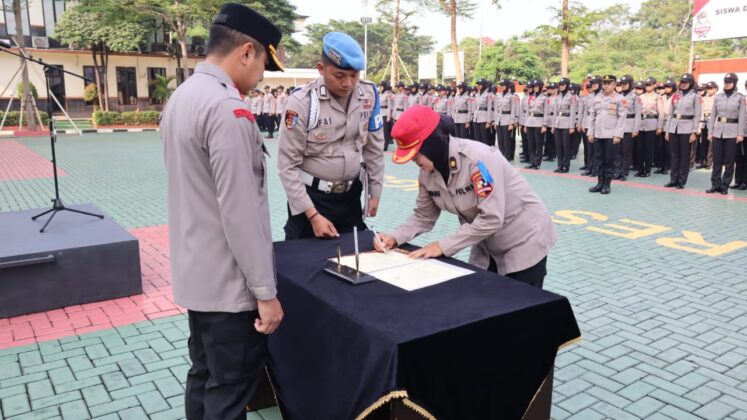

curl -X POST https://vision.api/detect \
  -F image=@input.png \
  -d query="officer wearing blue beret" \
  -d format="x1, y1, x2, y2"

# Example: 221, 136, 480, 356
278, 32, 385, 239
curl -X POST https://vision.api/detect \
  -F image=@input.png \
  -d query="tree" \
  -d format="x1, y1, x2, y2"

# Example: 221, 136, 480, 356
53, 5, 147, 110
375, 0, 421, 85
286, 19, 434, 83
473, 41, 543, 83
150, 74, 176, 104
11, 0, 36, 129
539, 2, 604, 77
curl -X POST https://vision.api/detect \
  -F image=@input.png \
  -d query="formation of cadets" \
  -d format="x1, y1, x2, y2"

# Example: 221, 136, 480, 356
377, 73, 746, 195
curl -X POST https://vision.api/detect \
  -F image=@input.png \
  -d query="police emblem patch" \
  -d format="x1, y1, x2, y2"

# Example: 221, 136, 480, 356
315, 131, 328, 141
327, 49, 342, 66
449, 157, 457, 169
471, 171, 493, 198
285, 110, 299, 129
233, 108, 255, 123
363, 99, 373, 109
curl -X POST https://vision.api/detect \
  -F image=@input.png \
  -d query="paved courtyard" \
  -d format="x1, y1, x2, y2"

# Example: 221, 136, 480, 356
0, 131, 746, 420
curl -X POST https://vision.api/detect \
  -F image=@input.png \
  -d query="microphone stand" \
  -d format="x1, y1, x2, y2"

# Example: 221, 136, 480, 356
0, 41, 103, 232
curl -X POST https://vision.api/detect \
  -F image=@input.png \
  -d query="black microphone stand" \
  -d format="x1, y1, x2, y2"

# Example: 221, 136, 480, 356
0, 41, 103, 232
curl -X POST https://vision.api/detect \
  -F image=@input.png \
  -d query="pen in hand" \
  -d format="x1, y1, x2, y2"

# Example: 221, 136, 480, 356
371, 226, 388, 254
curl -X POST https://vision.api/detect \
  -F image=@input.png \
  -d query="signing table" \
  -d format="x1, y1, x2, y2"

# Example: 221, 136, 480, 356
265, 231, 581, 420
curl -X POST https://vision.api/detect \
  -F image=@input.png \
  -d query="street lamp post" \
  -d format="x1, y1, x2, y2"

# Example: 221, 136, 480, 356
361, 17, 372, 79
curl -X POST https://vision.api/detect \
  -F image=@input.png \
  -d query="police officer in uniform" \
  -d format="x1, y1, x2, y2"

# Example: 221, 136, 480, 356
552, 77, 577, 173
433, 85, 450, 115
637, 77, 663, 177
588, 75, 626, 195
278, 31, 385, 239
379, 81, 394, 151
519, 80, 534, 163
376, 105, 558, 288
161, 5, 284, 418
582, 77, 603, 176
524, 80, 551, 169
569, 83, 582, 160
544, 83, 558, 162
392, 82, 407, 123
451, 82, 472, 138
492, 79, 520, 160
656, 79, 676, 174
665, 73, 702, 189
736, 79, 747, 190
707, 73, 745, 194
472, 79, 493, 145
616, 75, 641, 180
698, 81, 718, 169
407, 83, 421, 110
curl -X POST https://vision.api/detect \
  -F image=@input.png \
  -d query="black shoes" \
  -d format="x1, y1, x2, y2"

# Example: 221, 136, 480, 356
579, 165, 587, 171
664, 182, 678, 188
589, 183, 603, 193
655, 169, 667, 174
675, 184, 685, 189
740, 184, 747, 190
706, 188, 718, 194
600, 185, 611, 194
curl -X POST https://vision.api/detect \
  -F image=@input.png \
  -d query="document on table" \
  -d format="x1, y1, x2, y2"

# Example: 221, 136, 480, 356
331, 249, 474, 291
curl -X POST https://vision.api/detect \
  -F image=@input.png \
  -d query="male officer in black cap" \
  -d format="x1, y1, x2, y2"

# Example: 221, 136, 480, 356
665, 73, 702, 189
161, 4, 285, 418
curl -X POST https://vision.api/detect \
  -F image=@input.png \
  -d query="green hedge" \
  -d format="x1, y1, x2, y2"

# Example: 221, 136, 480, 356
92, 110, 160, 126
0, 111, 49, 127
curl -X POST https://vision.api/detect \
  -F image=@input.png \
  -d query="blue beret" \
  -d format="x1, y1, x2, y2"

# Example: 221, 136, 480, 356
322, 32, 364, 71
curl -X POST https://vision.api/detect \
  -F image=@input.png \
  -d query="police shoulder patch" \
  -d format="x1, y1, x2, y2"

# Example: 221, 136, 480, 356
471, 170, 493, 198
285, 110, 299, 129
233, 108, 255, 123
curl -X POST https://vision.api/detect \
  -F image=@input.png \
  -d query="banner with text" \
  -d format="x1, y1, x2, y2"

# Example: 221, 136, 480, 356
692, 0, 747, 41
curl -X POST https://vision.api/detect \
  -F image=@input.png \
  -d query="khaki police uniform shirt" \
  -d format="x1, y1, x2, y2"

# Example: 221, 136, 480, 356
380, 90, 394, 120
707, 92, 746, 139
667, 90, 702, 135
588, 92, 627, 139
277, 77, 385, 216
407, 93, 420, 110
277, 92, 288, 115
161, 62, 276, 312
262, 94, 276, 114
701, 94, 715, 130
434, 96, 449, 114
552, 92, 578, 129
621, 91, 642, 133
492, 92, 520, 126
582, 92, 598, 130
389, 137, 558, 275
473, 91, 492, 124
451, 94, 472, 124
519, 94, 530, 126
639, 92, 664, 132
526, 93, 552, 128
393, 92, 407, 120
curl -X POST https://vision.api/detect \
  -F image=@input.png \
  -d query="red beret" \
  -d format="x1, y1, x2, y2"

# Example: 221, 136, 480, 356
391, 105, 440, 164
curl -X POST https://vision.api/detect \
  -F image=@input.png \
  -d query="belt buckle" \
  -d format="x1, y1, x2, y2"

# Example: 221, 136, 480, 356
676, 113, 682, 119
330, 182, 348, 194
719, 117, 727, 123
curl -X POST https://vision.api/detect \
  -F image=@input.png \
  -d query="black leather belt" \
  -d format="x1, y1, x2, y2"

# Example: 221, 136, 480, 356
674, 114, 694, 120
478, 107, 488, 111
381, 106, 388, 109
626, 114, 636, 118
559, 112, 571, 117
457, 110, 469, 114
718, 116, 739, 123
644, 114, 658, 119
501, 111, 512, 115
396, 108, 404, 111
530, 113, 544, 117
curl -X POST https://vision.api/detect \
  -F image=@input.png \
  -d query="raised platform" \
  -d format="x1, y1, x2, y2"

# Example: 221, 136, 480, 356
0, 204, 142, 318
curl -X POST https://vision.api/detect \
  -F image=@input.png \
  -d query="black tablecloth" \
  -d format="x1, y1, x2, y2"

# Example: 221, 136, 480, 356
268, 231, 580, 420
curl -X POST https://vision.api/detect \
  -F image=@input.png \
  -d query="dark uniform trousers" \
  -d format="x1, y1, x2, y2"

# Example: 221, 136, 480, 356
473, 122, 490, 145
554, 128, 572, 169
697, 127, 712, 166
186, 310, 267, 420
496, 124, 512, 160
616, 132, 635, 177
595, 138, 615, 186
711, 137, 738, 190
455, 123, 469, 139
527, 127, 545, 167
571, 130, 581, 159
510, 127, 518, 160
488, 256, 548, 289
638, 130, 656, 175
382, 116, 393, 151
669, 133, 692, 185
261, 113, 275, 137
655, 132, 670, 171
520, 127, 529, 161
581, 131, 593, 168
284, 180, 367, 240
544, 130, 556, 159
733, 142, 747, 187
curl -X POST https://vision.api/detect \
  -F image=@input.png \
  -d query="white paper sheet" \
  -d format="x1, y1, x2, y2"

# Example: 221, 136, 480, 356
330, 250, 474, 291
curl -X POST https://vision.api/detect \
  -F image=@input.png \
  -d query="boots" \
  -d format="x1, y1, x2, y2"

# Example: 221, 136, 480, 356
601, 177, 611, 194
589, 175, 604, 193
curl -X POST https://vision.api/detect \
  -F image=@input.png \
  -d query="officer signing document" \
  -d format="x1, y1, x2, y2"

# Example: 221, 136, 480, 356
161, 4, 284, 419
375, 106, 558, 289
278, 31, 385, 240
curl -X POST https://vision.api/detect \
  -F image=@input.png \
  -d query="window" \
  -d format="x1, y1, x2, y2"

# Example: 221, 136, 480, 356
116, 67, 137, 106
147, 67, 166, 105
46, 64, 66, 112
177, 68, 194, 84
83, 66, 106, 106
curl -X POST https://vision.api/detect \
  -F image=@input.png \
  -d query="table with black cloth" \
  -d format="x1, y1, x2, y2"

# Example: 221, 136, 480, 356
265, 231, 581, 420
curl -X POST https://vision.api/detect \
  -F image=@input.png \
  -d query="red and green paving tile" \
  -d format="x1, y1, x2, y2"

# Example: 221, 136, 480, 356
0, 133, 746, 419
